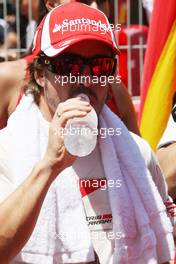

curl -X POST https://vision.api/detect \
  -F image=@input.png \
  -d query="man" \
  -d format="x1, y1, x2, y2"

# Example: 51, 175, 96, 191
0, 3, 174, 264
0, 0, 140, 136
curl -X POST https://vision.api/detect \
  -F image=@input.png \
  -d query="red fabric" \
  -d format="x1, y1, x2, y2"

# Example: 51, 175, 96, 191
79, 179, 105, 198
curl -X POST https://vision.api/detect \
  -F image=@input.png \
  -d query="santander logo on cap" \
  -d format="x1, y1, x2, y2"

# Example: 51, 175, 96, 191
53, 24, 63, 33
53, 18, 112, 33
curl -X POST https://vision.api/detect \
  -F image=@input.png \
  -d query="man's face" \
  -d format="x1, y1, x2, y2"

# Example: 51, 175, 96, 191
40, 40, 115, 114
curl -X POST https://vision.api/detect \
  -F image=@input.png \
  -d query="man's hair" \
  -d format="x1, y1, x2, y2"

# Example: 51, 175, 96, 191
96, 0, 109, 4
77, 0, 94, 4
25, 56, 45, 104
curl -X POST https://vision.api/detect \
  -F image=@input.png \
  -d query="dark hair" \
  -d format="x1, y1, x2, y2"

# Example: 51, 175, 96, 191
38, 0, 48, 24
77, 0, 93, 4
25, 56, 45, 104
96, 0, 108, 4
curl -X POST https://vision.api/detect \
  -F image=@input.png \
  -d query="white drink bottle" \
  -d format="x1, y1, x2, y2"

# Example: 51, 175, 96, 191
64, 94, 98, 157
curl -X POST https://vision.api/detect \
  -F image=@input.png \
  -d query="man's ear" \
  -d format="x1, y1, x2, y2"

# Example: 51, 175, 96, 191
34, 69, 46, 88
45, 0, 59, 11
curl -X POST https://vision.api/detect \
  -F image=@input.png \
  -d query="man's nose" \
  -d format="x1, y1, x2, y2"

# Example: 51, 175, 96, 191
79, 65, 92, 87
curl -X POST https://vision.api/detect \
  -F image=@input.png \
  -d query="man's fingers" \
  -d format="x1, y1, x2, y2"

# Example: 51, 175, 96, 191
57, 99, 91, 115
53, 109, 88, 128
52, 98, 92, 128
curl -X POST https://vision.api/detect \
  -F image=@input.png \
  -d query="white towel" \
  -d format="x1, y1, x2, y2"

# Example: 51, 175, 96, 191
99, 107, 174, 263
2, 94, 174, 264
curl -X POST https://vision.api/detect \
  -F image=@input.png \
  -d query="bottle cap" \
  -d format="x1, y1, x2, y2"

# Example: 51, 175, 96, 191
77, 93, 90, 103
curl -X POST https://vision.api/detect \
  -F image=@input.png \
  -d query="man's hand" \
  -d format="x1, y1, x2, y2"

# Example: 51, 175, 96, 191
43, 97, 92, 178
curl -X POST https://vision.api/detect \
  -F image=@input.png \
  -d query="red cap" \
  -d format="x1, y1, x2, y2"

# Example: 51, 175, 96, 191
32, 16, 46, 56
33, 2, 119, 57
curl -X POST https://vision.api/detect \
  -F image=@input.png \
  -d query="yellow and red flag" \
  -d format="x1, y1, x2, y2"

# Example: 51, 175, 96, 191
139, 0, 176, 150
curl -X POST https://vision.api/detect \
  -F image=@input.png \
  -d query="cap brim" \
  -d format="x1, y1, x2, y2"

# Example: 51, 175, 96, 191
43, 34, 120, 57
